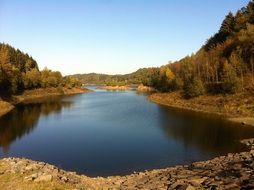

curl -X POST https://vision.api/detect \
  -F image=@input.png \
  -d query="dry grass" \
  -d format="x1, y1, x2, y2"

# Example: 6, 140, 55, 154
0, 173, 75, 190
0, 100, 14, 117
149, 91, 254, 118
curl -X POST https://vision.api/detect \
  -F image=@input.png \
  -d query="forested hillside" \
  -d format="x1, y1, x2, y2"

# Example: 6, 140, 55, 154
72, 67, 159, 86
147, 0, 254, 97
75, 1, 254, 98
0, 43, 81, 96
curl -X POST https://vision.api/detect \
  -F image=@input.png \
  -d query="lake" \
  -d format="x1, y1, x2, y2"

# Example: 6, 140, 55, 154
1, 88, 254, 177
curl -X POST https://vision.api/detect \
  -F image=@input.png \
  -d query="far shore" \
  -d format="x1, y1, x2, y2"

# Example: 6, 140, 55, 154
97, 84, 156, 92
149, 91, 254, 127
0, 87, 91, 118
98, 85, 130, 91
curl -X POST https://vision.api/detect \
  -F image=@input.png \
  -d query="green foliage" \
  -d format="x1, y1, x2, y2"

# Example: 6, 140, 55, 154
184, 77, 205, 98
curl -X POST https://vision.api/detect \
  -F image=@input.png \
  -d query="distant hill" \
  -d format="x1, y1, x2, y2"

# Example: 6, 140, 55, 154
73, 1, 254, 95
71, 67, 160, 86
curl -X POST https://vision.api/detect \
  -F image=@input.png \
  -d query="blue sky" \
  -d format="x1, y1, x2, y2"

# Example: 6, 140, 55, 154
0, 0, 250, 75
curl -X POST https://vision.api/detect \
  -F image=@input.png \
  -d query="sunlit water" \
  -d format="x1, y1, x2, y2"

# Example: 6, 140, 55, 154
1, 87, 254, 176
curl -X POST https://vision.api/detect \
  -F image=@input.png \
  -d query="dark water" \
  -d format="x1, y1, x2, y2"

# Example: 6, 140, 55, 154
1, 88, 254, 177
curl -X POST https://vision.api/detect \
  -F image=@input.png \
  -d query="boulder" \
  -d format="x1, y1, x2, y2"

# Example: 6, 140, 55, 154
34, 174, 53, 182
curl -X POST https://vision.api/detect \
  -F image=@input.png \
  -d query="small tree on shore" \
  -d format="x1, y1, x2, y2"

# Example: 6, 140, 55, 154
184, 76, 205, 98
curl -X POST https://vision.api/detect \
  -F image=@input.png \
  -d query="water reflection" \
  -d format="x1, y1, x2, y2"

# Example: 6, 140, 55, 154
0, 97, 73, 152
159, 106, 254, 155
1, 91, 254, 176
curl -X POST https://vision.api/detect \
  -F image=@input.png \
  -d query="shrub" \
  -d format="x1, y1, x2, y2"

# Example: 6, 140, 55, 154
184, 76, 205, 98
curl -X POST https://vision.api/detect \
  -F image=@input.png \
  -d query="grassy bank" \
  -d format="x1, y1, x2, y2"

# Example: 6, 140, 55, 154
0, 87, 90, 117
149, 91, 254, 126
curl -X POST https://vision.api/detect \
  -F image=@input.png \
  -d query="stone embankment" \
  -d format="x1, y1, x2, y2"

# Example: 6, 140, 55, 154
0, 139, 254, 190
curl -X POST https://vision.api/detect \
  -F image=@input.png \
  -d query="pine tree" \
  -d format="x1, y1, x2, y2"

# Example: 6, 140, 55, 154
220, 12, 235, 34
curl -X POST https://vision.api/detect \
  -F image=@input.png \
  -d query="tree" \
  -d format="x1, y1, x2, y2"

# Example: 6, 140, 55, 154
50, 71, 62, 86
171, 74, 183, 90
234, 9, 248, 32
222, 60, 241, 93
157, 66, 175, 92
63, 76, 81, 88
165, 67, 175, 82
25, 59, 37, 72
23, 68, 41, 89
40, 67, 50, 88
184, 76, 205, 98
246, 0, 254, 24
238, 23, 254, 81
229, 50, 245, 90
40, 68, 63, 88
0, 47, 14, 94
220, 12, 235, 34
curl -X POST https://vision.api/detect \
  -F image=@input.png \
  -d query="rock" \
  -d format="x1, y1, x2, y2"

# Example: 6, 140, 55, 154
1, 139, 254, 189
25, 164, 40, 171
177, 184, 196, 190
24, 173, 38, 181
189, 178, 206, 187
224, 183, 239, 190
113, 180, 122, 186
61, 176, 68, 182
34, 174, 53, 182
189, 177, 207, 185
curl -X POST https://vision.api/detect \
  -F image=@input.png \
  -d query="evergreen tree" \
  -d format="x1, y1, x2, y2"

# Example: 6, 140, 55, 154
220, 12, 235, 34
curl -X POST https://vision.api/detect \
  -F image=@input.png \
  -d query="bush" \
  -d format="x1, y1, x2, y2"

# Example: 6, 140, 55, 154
222, 76, 241, 94
172, 75, 184, 90
23, 68, 41, 89
184, 77, 205, 98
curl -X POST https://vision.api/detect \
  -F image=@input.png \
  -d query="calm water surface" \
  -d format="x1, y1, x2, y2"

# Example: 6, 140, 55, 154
1, 88, 254, 176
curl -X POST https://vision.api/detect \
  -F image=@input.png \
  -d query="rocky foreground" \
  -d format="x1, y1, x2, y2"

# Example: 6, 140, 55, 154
0, 139, 254, 190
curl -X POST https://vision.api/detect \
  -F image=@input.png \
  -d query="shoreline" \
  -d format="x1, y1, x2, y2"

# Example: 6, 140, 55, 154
0, 89, 254, 189
98, 85, 130, 91
0, 87, 90, 118
0, 138, 253, 189
149, 92, 254, 127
